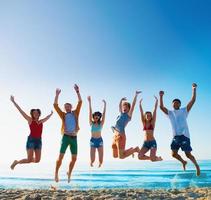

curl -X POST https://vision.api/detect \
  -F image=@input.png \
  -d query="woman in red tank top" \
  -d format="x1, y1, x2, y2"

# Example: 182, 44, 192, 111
10, 95, 53, 170
138, 96, 162, 162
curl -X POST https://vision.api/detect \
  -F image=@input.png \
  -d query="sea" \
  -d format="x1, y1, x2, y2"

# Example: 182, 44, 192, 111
0, 160, 210, 190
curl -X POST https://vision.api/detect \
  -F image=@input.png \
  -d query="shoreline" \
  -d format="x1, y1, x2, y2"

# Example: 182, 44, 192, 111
0, 187, 210, 200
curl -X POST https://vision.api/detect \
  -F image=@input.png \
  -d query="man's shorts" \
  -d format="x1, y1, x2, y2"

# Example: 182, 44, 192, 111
171, 135, 192, 152
60, 134, 77, 155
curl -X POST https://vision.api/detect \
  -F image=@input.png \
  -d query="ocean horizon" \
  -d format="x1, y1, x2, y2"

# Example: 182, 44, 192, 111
0, 160, 210, 190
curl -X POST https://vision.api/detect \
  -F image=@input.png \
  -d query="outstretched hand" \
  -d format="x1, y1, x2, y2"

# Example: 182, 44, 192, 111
50, 110, 53, 115
87, 96, 91, 102
56, 89, 61, 96
10, 95, 15, 102
192, 83, 197, 89
139, 99, 143, 105
102, 99, 106, 104
154, 95, 158, 102
136, 91, 141, 95
159, 91, 164, 97
74, 84, 79, 92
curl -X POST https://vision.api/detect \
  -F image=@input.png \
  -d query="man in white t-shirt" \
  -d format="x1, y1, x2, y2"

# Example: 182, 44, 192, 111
159, 83, 200, 176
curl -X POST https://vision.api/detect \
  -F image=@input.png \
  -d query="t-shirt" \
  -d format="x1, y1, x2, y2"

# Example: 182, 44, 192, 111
168, 107, 190, 138
64, 113, 76, 135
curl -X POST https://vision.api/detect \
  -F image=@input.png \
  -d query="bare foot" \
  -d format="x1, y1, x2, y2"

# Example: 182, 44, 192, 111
10, 160, 18, 170
67, 171, 71, 183
134, 146, 140, 153
182, 161, 187, 171
98, 163, 102, 168
156, 156, 163, 161
90, 162, 94, 167
54, 174, 59, 182
196, 165, 200, 176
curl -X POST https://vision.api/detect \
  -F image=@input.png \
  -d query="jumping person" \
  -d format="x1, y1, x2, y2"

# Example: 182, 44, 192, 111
87, 96, 106, 167
54, 84, 82, 183
159, 83, 200, 176
112, 91, 141, 159
10, 96, 53, 170
138, 96, 162, 161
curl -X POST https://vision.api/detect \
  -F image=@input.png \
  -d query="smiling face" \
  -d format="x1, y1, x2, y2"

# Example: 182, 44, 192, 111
172, 99, 181, 110
30, 109, 41, 120
145, 112, 152, 121
122, 102, 131, 113
92, 112, 102, 123
64, 103, 72, 113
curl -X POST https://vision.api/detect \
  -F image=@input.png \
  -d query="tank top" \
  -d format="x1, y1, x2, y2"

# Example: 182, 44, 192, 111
29, 121, 43, 139
91, 123, 102, 133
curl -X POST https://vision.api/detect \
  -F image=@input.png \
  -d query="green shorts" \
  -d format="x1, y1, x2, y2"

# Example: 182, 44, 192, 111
60, 134, 77, 155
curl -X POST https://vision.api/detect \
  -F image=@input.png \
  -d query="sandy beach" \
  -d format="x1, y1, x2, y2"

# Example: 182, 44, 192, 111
0, 188, 210, 200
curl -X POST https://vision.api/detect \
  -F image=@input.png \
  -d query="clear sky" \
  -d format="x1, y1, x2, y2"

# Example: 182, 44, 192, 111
0, 0, 210, 169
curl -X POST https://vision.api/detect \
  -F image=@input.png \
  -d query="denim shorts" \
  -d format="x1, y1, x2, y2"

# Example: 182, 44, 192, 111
90, 137, 103, 148
171, 135, 192, 152
26, 136, 42, 150
142, 140, 157, 150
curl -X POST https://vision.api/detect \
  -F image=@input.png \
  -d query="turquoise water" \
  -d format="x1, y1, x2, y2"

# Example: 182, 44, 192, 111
0, 160, 210, 190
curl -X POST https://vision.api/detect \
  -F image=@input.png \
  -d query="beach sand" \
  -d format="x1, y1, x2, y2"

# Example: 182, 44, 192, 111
0, 188, 210, 200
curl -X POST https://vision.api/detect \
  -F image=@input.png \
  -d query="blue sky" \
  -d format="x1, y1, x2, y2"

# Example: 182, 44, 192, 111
0, 0, 210, 169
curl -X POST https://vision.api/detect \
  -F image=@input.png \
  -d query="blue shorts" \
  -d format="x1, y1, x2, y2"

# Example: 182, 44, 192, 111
26, 136, 42, 150
90, 137, 103, 148
171, 135, 192, 152
142, 140, 157, 150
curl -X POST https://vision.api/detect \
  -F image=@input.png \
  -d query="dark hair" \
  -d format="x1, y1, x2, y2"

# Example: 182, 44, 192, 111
30, 109, 41, 119
172, 99, 181, 104
92, 111, 102, 124
123, 102, 131, 110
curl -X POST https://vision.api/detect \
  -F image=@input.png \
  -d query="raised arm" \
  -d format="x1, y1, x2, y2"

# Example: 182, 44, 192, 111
40, 111, 53, 123
54, 88, 61, 105
159, 91, 168, 115
119, 97, 126, 113
128, 91, 141, 118
139, 99, 145, 123
187, 83, 197, 112
101, 100, 106, 126
53, 88, 64, 118
87, 96, 93, 125
152, 96, 158, 125
74, 84, 82, 115
10, 96, 31, 122
74, 84, 82, 102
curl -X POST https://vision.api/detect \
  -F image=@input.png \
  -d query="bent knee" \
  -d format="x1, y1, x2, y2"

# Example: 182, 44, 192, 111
172, 152, 178, 157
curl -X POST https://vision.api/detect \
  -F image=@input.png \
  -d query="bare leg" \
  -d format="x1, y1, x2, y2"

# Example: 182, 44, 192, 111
55, 153, 64, 182
34, 149, 41, 163
138, 147, 150, 160
67, 155, 77, 183
185, 152, 200, 176
10, 149, 34, 170
172, 150, 187, 171
119, 147, 140, 159
150, 148, 162, 162
90, 147, 96, 167
97, 147, 103, 167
